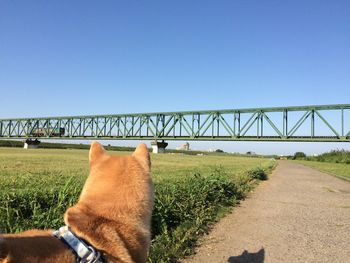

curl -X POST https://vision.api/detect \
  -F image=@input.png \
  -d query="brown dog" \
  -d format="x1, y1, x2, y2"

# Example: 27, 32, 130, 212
0, 142, 154, 263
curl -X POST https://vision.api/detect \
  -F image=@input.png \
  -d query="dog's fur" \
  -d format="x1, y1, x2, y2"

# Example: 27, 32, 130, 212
0, 142, 154, 263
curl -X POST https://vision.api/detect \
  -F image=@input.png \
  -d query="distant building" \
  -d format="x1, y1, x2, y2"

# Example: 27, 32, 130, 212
176, 142, 190, 151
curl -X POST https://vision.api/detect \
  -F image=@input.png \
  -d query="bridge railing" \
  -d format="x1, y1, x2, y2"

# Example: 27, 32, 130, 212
0, 104, 349, 142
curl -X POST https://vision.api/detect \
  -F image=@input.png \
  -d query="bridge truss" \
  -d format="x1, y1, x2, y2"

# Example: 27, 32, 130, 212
0, 104, 349, 142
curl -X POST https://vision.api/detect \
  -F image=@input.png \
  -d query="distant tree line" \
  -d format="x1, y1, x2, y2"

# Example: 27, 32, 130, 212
293, 149, 350, 164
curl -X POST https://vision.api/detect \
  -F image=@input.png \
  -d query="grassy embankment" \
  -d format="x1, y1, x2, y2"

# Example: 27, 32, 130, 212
295, 150, 350, 181
0, 147, 276, 262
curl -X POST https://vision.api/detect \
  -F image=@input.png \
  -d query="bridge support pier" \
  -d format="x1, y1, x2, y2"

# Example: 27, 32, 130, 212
151, 140, 168, 154
24, 139, 40, 149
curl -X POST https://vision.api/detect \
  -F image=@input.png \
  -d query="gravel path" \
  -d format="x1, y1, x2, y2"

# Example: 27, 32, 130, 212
182, 161, 350, 263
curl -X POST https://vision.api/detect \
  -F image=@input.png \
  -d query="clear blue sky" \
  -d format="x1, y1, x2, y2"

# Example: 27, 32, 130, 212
0, 1, 349, 154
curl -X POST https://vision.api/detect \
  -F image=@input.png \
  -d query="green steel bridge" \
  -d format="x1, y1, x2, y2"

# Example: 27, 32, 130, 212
0, 104, 349, 142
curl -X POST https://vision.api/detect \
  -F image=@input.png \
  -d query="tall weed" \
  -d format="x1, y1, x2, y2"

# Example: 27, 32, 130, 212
148, 162, 276, 262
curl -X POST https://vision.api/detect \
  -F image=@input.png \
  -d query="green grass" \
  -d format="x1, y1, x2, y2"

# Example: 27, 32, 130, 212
0, 147, 273, 190
0, 147, 276, 262
295, 160, 350, 181
0, 148, 90, 191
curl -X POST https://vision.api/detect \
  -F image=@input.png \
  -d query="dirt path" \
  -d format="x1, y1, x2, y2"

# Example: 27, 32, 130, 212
182, 161, 350, 263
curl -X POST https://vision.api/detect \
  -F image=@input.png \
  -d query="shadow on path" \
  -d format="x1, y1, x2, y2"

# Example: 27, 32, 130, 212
227, 248, 265, 263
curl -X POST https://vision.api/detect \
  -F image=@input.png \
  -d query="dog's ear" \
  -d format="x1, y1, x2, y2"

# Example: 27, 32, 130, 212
132, 143, 150, 171
89, 141, 106, 164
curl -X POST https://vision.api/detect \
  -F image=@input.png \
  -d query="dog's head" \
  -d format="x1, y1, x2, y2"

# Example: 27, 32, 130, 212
77, 142, 152, 216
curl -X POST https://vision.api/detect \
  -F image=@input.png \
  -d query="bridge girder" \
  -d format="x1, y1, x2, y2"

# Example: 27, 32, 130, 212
0, 104, 349, 142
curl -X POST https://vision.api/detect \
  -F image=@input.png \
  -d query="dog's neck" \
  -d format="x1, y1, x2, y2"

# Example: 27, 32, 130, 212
53, 226, 104, 263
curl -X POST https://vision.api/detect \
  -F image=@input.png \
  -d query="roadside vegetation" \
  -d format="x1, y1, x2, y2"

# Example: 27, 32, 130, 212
293, 150, 350, 181
0, 147, 276, 262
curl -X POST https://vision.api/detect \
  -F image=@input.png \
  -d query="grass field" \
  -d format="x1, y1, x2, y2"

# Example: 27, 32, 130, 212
295, 160, 350, 181
0, 147, 276, 262
0, 147, 273, 191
